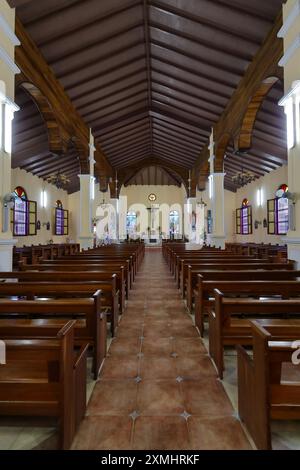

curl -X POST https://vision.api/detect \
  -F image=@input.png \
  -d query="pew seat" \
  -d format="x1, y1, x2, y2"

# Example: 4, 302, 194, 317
0, 321, 88, 449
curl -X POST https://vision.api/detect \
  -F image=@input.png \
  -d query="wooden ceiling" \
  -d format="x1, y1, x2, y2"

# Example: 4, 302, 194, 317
12, 88, 80, 192
9, 0, 287, 192
125, 165, 181, 186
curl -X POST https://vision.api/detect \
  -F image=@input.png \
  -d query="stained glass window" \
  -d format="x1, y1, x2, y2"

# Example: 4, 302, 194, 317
11, 187, 37, 236
268, 185, 289, 235
236, 199, 252, 235
55, 203, 68, 236
126, 212, 137, 236
170, 211, 180, 235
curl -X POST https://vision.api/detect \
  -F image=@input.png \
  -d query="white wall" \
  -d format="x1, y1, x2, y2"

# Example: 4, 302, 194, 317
234, 165, 288, 244
11, 168, 70, 247
120, 184, 187, 208
10, 165, 289, 247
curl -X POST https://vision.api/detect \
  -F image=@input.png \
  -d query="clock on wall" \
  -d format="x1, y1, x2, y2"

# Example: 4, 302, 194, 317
148, 193, 157, 202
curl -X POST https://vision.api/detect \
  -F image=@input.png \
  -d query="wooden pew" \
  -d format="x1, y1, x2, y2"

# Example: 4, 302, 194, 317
176, 254, 259, 288
12, 266, 126, 313
209, 290, 300, 378
0, 293, 106, 380
195, 278, 300, 336
38, 258, 133, 291
0, 320, 88, 449
186, 261, 295, 311
237, 320, 300, 449
0, 279, 119, 337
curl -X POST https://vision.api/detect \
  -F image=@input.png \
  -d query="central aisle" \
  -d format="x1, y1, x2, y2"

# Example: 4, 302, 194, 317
73, 248, 251, 450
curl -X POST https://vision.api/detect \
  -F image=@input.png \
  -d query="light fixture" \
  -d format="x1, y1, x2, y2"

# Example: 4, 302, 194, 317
256, 188, 263, 207
232, 167, 256, 187
46, 171, 70, 189
0, 92, 19, 154
209, 175, 213, 199
40, 189, 47, 208
90, 176, 95, 201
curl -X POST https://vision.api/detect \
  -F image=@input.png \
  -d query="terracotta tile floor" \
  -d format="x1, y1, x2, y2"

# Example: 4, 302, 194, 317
72, 249, 251, 450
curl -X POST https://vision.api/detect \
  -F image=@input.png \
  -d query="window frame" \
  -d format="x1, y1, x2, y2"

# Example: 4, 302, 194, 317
267, 197, 289, 235
54, 207, 69, 236
236, 203, 252, 235
11, 188, 37, 237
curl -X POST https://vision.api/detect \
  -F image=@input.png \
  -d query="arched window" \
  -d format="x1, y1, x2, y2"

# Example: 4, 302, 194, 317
169, 210, 180, 235
126, 212, 137, 235
55, 201, 69, 235
11, 186, 37, 236
267, 184, 289, 235
236, 198, 252, 235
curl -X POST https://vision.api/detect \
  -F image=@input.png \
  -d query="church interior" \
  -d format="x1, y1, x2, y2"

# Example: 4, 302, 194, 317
0, 0, 300, 452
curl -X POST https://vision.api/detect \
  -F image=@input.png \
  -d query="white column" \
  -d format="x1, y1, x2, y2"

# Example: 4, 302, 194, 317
195, 203, 205, 244
209, 172, 226, 249
0, 2, 19, 270
109, 198, 119, 242
78, 174, 94, 250
118, 195, 127, 241
278, 0, 300, 266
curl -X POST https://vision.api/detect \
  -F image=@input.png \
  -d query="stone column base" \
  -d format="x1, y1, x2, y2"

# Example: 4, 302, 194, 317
0, 238, 17, 271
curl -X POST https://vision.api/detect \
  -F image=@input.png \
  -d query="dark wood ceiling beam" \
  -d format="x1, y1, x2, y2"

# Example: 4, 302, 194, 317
103, 131, 150, 154
152, 137, 196, 160
151, 102, 212, 131
150, 37, 244, 78
98, 118, 150, 142
224, 157, 269, 175
64, 53, 146, 93
53, 23, 144, 75
35, 161, 79, 178
151, 78, 225, 113
150, 108, 210, 136
90, 100, 148, 128
152, 150, 193, 168
194, 11, 283, 177
70, 62, 147, 102
109, 144, 151, 161
116, 154, 150, 167
101, 122, 150, 146
152, 128, 200, 153
24, 154, 77, 173
151, 65, 231, 102
149, 0, 263, 44
148, 19, 253, 62
151, 116, 206, 142
32, 0, 143, 48
82, 89, 148, 121
143, 0, 153, 155
152, 91, 219, 122
101, 123, 150, 148
152, 122, 205, 147
95, 111, 149, 136
77, 78, 148, 115
152, 143, 195, 164
15, 17, 113, 179
12, 151, 51, 169
151, 52, 236, 90
109, 149, 151, 166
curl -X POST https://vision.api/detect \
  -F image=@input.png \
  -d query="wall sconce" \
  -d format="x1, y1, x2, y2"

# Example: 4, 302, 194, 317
36, 220, 41, 230
40, 189, 47, 208
254, 220, 262, 230
42, 222, 50, 231
263, 218, 268, 228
